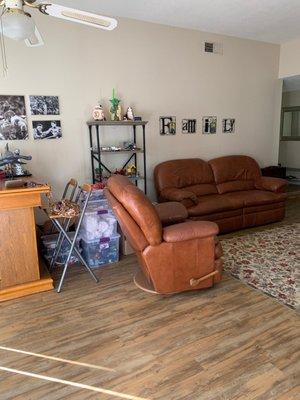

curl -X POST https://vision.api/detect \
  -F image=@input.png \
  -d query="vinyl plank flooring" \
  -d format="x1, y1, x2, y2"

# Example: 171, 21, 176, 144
0, 199, 299, 399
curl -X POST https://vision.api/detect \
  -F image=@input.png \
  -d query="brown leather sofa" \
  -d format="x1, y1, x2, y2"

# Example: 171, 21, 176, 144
154, 155, 288, 233
105, 175, 223, 294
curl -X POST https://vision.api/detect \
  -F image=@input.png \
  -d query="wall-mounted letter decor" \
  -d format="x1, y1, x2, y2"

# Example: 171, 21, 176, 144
160, 116, 176, 135
182, 119, 197, 133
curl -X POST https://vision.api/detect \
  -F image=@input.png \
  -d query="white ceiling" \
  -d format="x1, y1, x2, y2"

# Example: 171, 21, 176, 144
54, 0, 300, 44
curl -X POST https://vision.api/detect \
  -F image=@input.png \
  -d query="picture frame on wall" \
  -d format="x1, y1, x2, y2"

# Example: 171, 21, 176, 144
182, 119, 197, 133
33, 120, 62, 140
160, 116, 176, 135
0, 95, 28, 140
222, 118, 235, 133
29, 95, 60, 115
202, 116, 217, 134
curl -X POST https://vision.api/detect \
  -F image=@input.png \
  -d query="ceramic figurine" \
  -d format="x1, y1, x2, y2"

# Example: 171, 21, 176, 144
116, 104, 122, 121
123, 107, 135, 121
109, 88, 121, 121
92, 104, 106, 121
126, 164, 137, 177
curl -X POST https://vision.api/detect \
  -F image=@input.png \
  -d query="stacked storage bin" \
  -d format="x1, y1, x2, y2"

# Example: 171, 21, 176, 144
41, 232, 81, 265
79, 189, 120, 268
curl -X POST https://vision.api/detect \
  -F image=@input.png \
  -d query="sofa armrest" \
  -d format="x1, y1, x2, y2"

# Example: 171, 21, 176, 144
255, 177, 288, 193
155, 202, 188, 226
160, 187, 199, 204
163, 221, 219, 243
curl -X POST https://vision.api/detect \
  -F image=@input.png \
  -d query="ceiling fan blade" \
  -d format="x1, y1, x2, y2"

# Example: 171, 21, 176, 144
40, 4, 118, 31
24, 26, 44, 47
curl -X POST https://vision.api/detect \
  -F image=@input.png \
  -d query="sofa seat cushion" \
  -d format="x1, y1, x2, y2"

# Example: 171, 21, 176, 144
244, 202, 285, 214
187, 194, 244, 217
225, 190, 286, 207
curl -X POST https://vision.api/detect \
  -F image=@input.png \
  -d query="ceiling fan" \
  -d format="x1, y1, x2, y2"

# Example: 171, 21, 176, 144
0, 0, 118, 73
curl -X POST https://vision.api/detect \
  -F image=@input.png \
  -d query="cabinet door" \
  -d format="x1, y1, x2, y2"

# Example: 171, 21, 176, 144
0, 208, 40, 289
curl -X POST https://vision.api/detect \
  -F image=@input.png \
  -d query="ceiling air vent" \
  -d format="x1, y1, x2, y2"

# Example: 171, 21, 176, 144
204, 42, 223, 55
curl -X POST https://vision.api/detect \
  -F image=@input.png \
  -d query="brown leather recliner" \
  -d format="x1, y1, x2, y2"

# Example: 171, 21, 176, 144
154, 155, 288, 233
105, 175, 223, 294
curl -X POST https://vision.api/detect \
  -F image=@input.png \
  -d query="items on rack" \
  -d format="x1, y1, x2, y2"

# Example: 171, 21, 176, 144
109, 89, 121, 121
92, 104, 106, 121
87, 120, 148, 193
92, 90, 140, 122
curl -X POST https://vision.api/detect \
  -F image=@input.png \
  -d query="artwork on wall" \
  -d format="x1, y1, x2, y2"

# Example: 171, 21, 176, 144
33, 120, 62, 140
222, 118, 235, 133
0, 95, 28, 140
29, 95, 60, 115
182, 119, 197, 134
160, 116, 176, 135
202, 116, 217, 134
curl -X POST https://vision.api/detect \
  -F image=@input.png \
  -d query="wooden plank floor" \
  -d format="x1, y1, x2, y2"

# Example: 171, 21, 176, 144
0, 200, 299, 400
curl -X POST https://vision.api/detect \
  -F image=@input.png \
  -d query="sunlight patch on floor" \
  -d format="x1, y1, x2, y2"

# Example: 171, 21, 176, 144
0, 345, 115, 372
0, 366, 149, 400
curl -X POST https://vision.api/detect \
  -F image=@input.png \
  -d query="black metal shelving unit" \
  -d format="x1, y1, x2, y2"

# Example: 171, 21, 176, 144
87, 120, 148, 194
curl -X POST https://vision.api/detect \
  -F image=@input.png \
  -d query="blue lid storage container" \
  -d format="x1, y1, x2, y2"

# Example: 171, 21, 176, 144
81, 234, 120, 268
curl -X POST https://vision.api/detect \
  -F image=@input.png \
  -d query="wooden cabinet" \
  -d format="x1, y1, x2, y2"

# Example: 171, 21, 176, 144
0, 183, 53, 301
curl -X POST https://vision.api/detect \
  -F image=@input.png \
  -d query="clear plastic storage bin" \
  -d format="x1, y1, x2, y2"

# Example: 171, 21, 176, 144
79, 189, 106, 206
81, 234, 120, 268
41, 233, 80, 264
78, 201, 118, 241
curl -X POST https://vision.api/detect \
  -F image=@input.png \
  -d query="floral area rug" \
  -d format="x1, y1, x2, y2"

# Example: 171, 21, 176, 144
221, 224, 300, 309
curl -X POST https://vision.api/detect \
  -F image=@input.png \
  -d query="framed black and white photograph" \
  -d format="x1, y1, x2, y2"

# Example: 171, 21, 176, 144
202, 116, 217, 134
222, 118, 235, 133
29, 95, 60, 115
182, 119, 197, 134
0, 95, 28, 140
160, 116, 176, 135
33, 120, 62, 140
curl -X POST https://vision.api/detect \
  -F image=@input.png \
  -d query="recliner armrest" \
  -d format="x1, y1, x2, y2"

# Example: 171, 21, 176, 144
163, 221, 219, 243
155, 202, 188, 226
255, 177, 288, 193
160, 187, 199, 204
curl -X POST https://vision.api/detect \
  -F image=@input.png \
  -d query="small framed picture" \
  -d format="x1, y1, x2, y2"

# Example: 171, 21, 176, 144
29, 95, 60, 115
222, 118, 235, 133
160, 116, 176, 135
202, 116, 217, 134
0, 95, 28, 140
33, 120, 62, 140
182, 119, 197, 134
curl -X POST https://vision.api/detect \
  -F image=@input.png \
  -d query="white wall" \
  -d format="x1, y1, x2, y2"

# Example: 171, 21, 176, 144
0, 13, 282, 199
279, 38, 300, 78
279, 90, 300, 169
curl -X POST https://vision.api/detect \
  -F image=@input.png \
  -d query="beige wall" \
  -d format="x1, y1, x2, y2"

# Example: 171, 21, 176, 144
279, 90, 300, 169
0, 14, 282, 199
279, 38, 300, 78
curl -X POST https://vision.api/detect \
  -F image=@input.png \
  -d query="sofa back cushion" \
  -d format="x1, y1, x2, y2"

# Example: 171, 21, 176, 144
154, 159, 217, 197
209, 155, 261, 194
